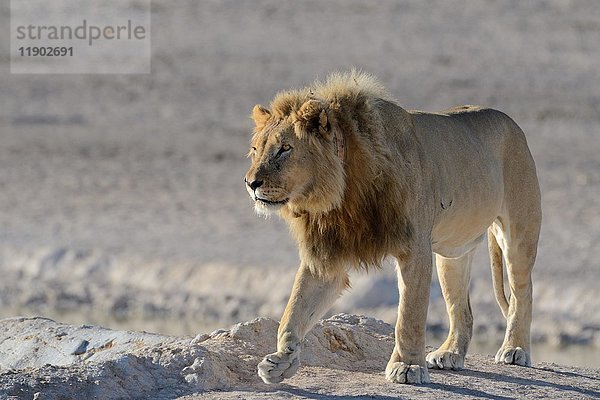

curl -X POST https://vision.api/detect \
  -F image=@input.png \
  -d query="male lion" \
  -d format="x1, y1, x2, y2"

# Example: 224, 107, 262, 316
244, 71, 541, 384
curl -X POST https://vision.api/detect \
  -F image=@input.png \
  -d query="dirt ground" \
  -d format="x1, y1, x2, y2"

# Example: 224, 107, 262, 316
1, 316, 598, 400
188, 364, 600, 400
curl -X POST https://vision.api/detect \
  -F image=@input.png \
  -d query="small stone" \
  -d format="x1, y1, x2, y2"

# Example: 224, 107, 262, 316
71, 340, 89, 355
209, 329, 229, 338
191, 333, 209, 345
184, 373, 199, 384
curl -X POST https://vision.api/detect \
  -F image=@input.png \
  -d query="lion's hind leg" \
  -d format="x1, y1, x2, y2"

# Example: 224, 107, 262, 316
492, 119, 541, 367
426, 250, 474, 370
492, 213, 540, 367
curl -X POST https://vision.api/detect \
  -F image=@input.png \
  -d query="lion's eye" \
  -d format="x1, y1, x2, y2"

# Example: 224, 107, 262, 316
276, 144, 292, 158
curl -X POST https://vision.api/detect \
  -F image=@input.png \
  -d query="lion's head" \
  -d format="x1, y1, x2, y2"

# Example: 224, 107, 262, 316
244, 99, 346, 216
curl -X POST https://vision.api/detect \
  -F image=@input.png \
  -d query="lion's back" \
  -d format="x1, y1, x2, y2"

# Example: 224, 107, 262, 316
408, 105, 528, 158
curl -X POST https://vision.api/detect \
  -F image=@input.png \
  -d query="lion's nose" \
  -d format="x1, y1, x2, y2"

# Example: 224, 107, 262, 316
247, 179, 264, 191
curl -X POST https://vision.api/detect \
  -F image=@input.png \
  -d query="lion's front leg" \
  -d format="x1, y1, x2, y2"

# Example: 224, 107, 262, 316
386, 249, 433, 384
258, 264, 347, 384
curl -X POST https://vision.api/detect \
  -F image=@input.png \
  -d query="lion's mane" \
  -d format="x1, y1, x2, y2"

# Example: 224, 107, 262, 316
270, 71, 416, 278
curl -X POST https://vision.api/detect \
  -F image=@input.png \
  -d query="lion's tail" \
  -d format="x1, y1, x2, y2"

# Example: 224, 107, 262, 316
488, 228, 509, 319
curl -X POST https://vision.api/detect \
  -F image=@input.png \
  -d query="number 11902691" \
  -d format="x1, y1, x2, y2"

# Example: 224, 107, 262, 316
19, 47, 73, 57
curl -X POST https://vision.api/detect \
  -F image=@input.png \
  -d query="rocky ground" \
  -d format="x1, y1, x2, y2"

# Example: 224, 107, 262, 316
0, 315, 598, 400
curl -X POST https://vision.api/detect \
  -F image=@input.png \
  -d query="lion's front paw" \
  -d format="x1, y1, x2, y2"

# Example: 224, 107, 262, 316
257, 348, 300, 384
385, 362, 430, 384
495, 346, 531, 367
426, 349, 464, 370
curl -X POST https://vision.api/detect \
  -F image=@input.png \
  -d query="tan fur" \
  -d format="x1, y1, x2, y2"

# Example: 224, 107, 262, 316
246, 71, 541, 384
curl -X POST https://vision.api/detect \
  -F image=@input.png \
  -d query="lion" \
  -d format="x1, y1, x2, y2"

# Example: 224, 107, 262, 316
244, 71, 541, 384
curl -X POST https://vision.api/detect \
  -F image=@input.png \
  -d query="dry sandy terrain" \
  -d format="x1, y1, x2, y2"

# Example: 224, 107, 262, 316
1, 315, 598, 399
0, 1, 599, 393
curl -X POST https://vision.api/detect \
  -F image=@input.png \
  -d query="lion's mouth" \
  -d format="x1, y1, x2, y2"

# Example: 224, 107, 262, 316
256, 197, 288, 206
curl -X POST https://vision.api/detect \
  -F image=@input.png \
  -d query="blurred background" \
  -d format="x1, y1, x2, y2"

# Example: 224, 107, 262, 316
0, 0, 598, 367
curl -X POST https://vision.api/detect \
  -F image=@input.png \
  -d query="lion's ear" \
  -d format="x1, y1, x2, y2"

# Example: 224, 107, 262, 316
298, 100, 332, 140
252, 104, 271, 131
